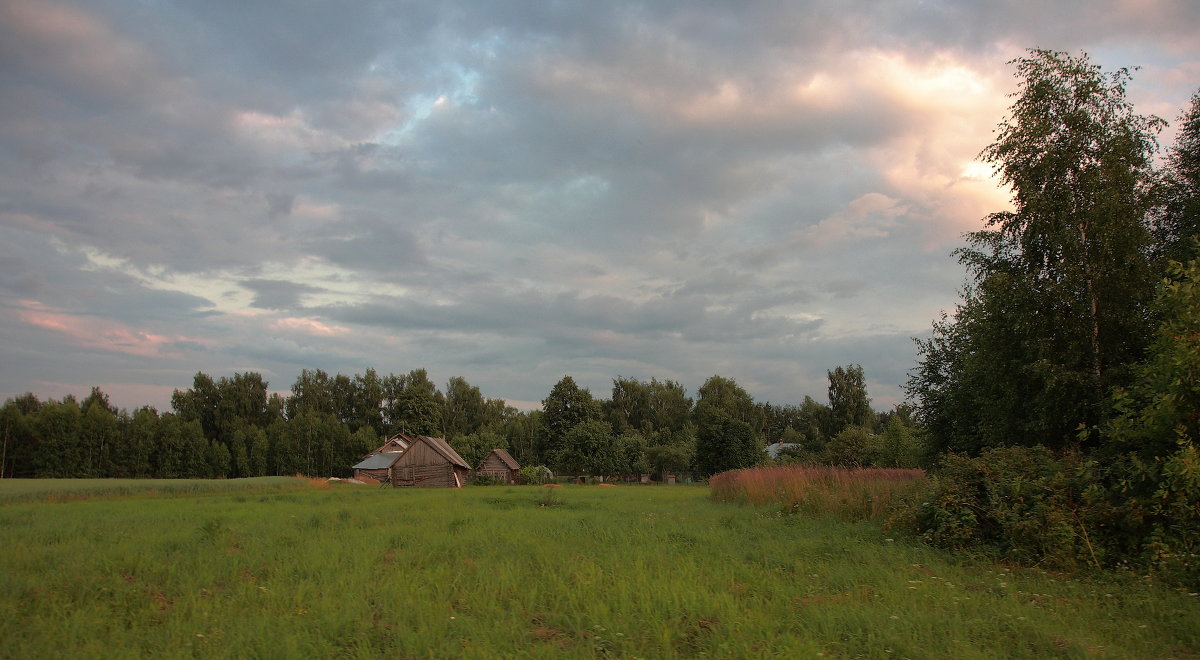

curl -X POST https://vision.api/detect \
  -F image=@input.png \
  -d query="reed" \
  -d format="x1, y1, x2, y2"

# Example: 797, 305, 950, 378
710, 464, 925, 520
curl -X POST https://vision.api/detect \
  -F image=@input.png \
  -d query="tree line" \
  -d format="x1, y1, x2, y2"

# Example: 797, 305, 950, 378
0, 363, 921, 480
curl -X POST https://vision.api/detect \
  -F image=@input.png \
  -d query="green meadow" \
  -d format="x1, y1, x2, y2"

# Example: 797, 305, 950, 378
1, 480, 1196, 659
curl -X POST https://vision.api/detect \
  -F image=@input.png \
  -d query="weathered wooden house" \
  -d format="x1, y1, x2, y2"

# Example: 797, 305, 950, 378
476, 448, 521, 484
388, 435, 471, 488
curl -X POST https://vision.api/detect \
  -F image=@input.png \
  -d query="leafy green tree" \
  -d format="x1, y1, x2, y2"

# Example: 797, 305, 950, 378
607, 377, 651, 433
614, 431, 650, 476
344, 426, 377, 477
442, 376, 485, 440
911, 50, 1163, 453
349, 368, 386, 436
244, 425, 269, 477
694, 407, 759, 477
81, 399, 120, 477
1099, 257, 1200, 580
539, 376, 600, 460
694, 375, 759, 426
1155, 91, 1200, 264
383, 369, 442, 437
607, 377, 693, 435
876, 415, 925, 469
0, 398, 36, 478
502, 410, 541, 466
32, 399, 82, 478
205, 440, 232, 478
118, 407, 157, 478
286, 369, 331, 420
285, 410, 351, 476
173, 371, 271, 444
645, 441, 694, 478
693, 375, 762, 476
826, 365, 873, 437
451, 429, 502, 469
554, 419, 619, 477
152, 413, 186, 478
265, 418, 293, 476
171, 372, 221, 440
80, 386, 117, 416
822, 426, 880, 467
228, 427, 251, 478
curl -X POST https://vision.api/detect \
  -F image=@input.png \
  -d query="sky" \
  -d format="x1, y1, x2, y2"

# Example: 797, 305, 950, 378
2, 0, 1199, 413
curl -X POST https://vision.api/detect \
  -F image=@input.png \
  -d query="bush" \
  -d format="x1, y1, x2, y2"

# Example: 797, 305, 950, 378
471, 474, 507, 486
902, 447, 1096, 569
822, 426, 879, 467
518, 465, 553, 485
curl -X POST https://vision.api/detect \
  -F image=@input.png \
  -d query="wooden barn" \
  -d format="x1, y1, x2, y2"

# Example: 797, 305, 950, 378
389, 435, 471, 488
476, 448, 521, 484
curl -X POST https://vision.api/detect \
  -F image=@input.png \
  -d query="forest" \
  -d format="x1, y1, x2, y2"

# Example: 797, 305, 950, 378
2, 50, 1199, 583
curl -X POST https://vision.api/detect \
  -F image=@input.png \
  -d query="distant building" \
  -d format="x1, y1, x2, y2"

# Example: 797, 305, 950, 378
765, 442, 802, 460
388, 435, 471, 488
351, 433, 471, 487
476, 448, 521, 483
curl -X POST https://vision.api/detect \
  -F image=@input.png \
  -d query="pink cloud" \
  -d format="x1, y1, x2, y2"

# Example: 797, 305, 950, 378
269, 317, 349, 337
15, 300, 187, 357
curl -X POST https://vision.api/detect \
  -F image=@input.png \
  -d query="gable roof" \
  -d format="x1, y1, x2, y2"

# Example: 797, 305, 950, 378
483, 448, 520, 470
409, 435, 472, 470
367, 432, 414, 456
352, 451, 404, 470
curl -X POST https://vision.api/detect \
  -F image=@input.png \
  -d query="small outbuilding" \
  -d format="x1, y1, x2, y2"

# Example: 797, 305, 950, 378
351, 451, 402, 483
476, 448, 521, 484
352, 432, 416, 482
389, 435, 472, 488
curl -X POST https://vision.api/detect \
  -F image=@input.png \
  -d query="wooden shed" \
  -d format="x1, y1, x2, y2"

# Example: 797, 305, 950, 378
390, 435, 471, 488
351, 451, 402, 483
476, 448, 521, 484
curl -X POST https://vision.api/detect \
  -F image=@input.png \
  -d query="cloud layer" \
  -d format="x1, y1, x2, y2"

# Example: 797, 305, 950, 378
2, 0, 1198, 410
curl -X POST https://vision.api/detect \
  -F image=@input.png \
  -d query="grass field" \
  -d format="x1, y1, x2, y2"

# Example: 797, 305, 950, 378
1, 480, 1197, 659
0, 476, 316, 503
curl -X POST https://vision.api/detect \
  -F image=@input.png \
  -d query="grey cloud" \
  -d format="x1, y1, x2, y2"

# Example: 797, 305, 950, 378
2, 0, 1197, 412
240, 279, 322, 310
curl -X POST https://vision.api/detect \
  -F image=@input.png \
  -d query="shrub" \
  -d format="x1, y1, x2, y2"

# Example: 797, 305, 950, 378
471, 474, 507, 486
822, 425, 880, 467
902, 447, 1095, 569
518, 465, 554, 485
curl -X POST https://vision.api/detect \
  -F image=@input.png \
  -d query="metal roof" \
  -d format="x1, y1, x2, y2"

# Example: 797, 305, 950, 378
352, 452, 403, 470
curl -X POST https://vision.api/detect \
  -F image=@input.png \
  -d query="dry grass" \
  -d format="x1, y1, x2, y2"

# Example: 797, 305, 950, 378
709, 464, 925, 520
291, 474, 332, 490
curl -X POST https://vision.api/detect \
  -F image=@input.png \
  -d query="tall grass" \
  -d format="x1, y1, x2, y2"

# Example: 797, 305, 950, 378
710, 464, 925, 520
